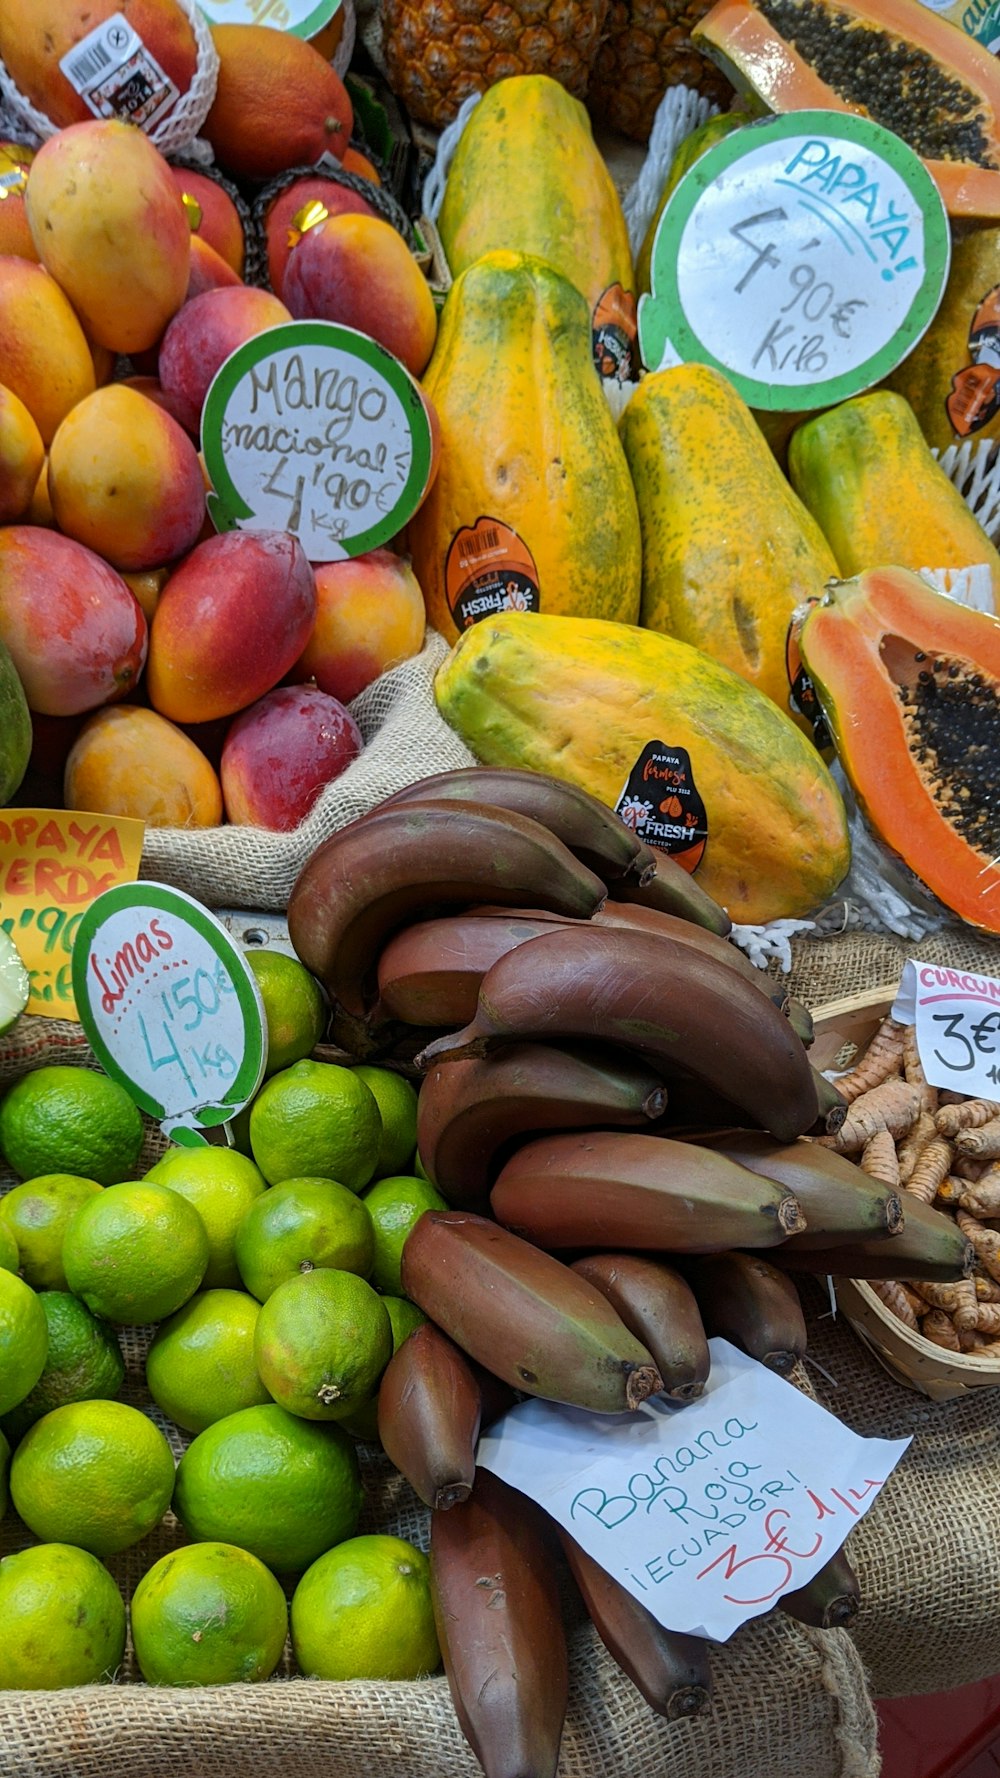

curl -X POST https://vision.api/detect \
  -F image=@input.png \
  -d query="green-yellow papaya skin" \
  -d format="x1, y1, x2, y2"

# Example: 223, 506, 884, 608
437, 75, 636, 381
620, 364, 838, 730
434, 611, 851, 926
888, 226, 1000, 452
636, 112, 745, 297
788, 390, 1000, 591
410, 251, 642, 645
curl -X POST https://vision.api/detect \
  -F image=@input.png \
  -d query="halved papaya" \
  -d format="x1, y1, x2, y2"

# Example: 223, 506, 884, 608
799, 567, 1000, 931
693, 0, 1000, 218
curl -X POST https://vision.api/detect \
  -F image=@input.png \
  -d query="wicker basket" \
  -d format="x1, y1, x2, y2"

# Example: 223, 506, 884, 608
814, 986, 1000, 1403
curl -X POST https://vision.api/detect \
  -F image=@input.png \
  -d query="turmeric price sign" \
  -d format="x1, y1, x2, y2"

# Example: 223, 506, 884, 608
201, 321, 435, 561
638, 110, 950, 411
893, 957, 1000, 1098
71, 883, 267, 1144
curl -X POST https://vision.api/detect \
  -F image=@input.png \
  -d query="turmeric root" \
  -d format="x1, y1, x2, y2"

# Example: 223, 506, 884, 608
900, 1282, 925, 1319
902, 1024, 938, 1115
912, 1277, 978, 1328
954, 1118, 1000, 1160
957, 1209, 1000, 1284
906, 1136, 955, 1205
975, 1273, 1000, 1303
818, 1079, 921, 1153
959, 1167, 1000, 1218
833, 1016, 907, 1104
936, 1176, 965, 1205
936, 1098, 1000, 1137
871, 1278, 919, 1329
897, 1110, 939, 1185
921, 1310, 962, 1352
976, 1302, 1000, 1334
951, 1154, 986, 1182
860, 1128, 901, 1189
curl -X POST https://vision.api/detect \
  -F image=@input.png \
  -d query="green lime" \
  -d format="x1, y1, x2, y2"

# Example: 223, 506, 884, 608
10, 1400, 175, 1557
1, 1291, 124, 1444
0, 931, 29, 1037
0, 1428, 8, 1520
249, 1059, 381, 1192
0, 1267, 47, 1416
352, 1067, 419, 1178
338, 1294, 427, 1443
0, 1066, 143, 1185
0, 1174, 103, 1289
0, 1544, 126, 1688
145, 1289, 270, 1435
172, 1403, 362, 1575
0, 1219, 19, 1274
143, 1147, 267, 1290
131, 1542, 288, 1686
361, 1175, 447, 1296
62, 1181, 209, 1324
244, 950, 327, 1076
254, 1268, 391, 1422
226, 1102, 253, 1157
291, 1535, 439, 1681
234, 1176, 374, 1302
413, 1148, 431, 1183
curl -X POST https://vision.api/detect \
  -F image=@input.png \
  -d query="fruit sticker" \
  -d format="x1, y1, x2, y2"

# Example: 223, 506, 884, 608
195, 0, 342, 35
946, 282, 1000, 437
639, 110, 951, 411
445, 518, 541, 630
614, 742, 708, 873
592, 285, 638, 385
71, 883, 267, 1143
58, 13, 180, 131
201, 321, 435, 561
785, 602, 832, 749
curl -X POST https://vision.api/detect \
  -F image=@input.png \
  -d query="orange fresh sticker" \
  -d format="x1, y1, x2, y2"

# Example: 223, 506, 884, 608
945, 280, 1000, 438
0, 808, 145, 1019
614, 743, 707, 874
592, 284, 638, 384
445, 517, 540, 630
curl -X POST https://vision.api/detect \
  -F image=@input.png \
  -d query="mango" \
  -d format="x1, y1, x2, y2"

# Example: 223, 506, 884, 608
65, 706, 223, 829
0, 529, 147, 715
0, 257, 95, 445
168, 167, 245, 275
26, 120, 189, 354
221, 686, 362, 831
159, 285, 291, 437
0, 144, 37, 262
0, 636, 31, 806
0, 385, 44, 524
48, 384, 205, 571
284, 214, 437, 380
292, 551, 426, 705
187, 236, 243, 301
264, 175, 376, 299
146, 532, 316, 724
0, 0, 199, 132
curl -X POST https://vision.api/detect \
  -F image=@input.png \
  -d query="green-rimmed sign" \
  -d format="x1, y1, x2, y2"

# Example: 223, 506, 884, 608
638, 110, 951, 412
71, 883, 267, 1145
201, 321, 435, 561
196, 0, 341, 38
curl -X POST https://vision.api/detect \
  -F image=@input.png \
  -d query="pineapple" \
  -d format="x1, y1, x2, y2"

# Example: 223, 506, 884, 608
587, 0, 734, 142
381, 0, 611, 130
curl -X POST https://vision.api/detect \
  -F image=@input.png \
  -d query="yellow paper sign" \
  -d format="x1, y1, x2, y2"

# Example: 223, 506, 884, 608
0, 809, 145, 1019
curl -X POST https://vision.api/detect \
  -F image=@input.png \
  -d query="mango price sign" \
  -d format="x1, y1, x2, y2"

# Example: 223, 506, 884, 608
201, 321, 435, 562
638, 110, 951, 411
194, 0, 341, 34
893, 957, 1000, 1098
0, 809, 145, 1020
71, 883, 267, 1144
477, 1340, 909, 1643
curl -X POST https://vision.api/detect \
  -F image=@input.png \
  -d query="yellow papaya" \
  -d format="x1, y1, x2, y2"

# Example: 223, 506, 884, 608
434, 611, 850, 925
788, 390, 1000, 595
409, 251, 642, 645
620, 364, 838, 729
887, 226, 1000, 452
437, 75, 637, 383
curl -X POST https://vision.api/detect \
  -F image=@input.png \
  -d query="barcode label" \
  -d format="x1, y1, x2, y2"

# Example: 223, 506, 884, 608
461, 527, 500, 557
64, 39, 113, 85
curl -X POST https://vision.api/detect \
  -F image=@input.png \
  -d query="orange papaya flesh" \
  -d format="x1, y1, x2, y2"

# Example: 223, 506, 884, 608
693, 0, 1000, 218
799, 567, 1000, 932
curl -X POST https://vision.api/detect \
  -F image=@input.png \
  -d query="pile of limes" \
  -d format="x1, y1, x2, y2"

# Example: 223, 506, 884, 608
0, 950, 445, 1692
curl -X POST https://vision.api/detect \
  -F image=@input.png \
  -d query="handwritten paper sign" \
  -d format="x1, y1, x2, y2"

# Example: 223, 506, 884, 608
0, 810, 144, 1020
71, 883, 266, 1143
477, 1340, 908, 1643
893, 957, 1000, 1098
201, 321, 436, 561
638, 110, 950, 411
196, 0, 341, 34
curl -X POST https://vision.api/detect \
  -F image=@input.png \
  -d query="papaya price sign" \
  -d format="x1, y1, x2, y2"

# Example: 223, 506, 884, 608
0, 810, 145, 1020
201, 321, 435, 562
639, 110, 951, 411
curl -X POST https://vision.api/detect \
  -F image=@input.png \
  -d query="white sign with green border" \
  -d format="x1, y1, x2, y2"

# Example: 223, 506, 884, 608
71, 883, 267, 1146
638, 109, 951, 412
201, 321, 435, 561
196, 0, 341, 37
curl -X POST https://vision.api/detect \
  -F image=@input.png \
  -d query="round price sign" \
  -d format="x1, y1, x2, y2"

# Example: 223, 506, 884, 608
71, 883, 267, 1143
195, 0, 341, 36
638, 110, 951, 411
201, 321, 436, 561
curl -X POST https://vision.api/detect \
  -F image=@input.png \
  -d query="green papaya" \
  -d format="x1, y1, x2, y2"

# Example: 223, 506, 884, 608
888, 226, 1000, 452
0, 637, 30, 805
434, 611, 850, 925
636, 112, 746, 296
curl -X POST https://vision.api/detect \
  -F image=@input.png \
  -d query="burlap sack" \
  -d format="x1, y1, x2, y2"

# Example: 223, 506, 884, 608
772, 926, 1000, 1009
138, 631, 476, 911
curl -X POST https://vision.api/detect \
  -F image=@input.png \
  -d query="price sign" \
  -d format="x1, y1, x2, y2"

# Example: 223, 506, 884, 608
477, 1340, 908, 1643
201, 321, 436, 562
638, 110, 951, 411
893, 958, 1000, 1097
71, 883, 267, 1144
196, 0, 341, 35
